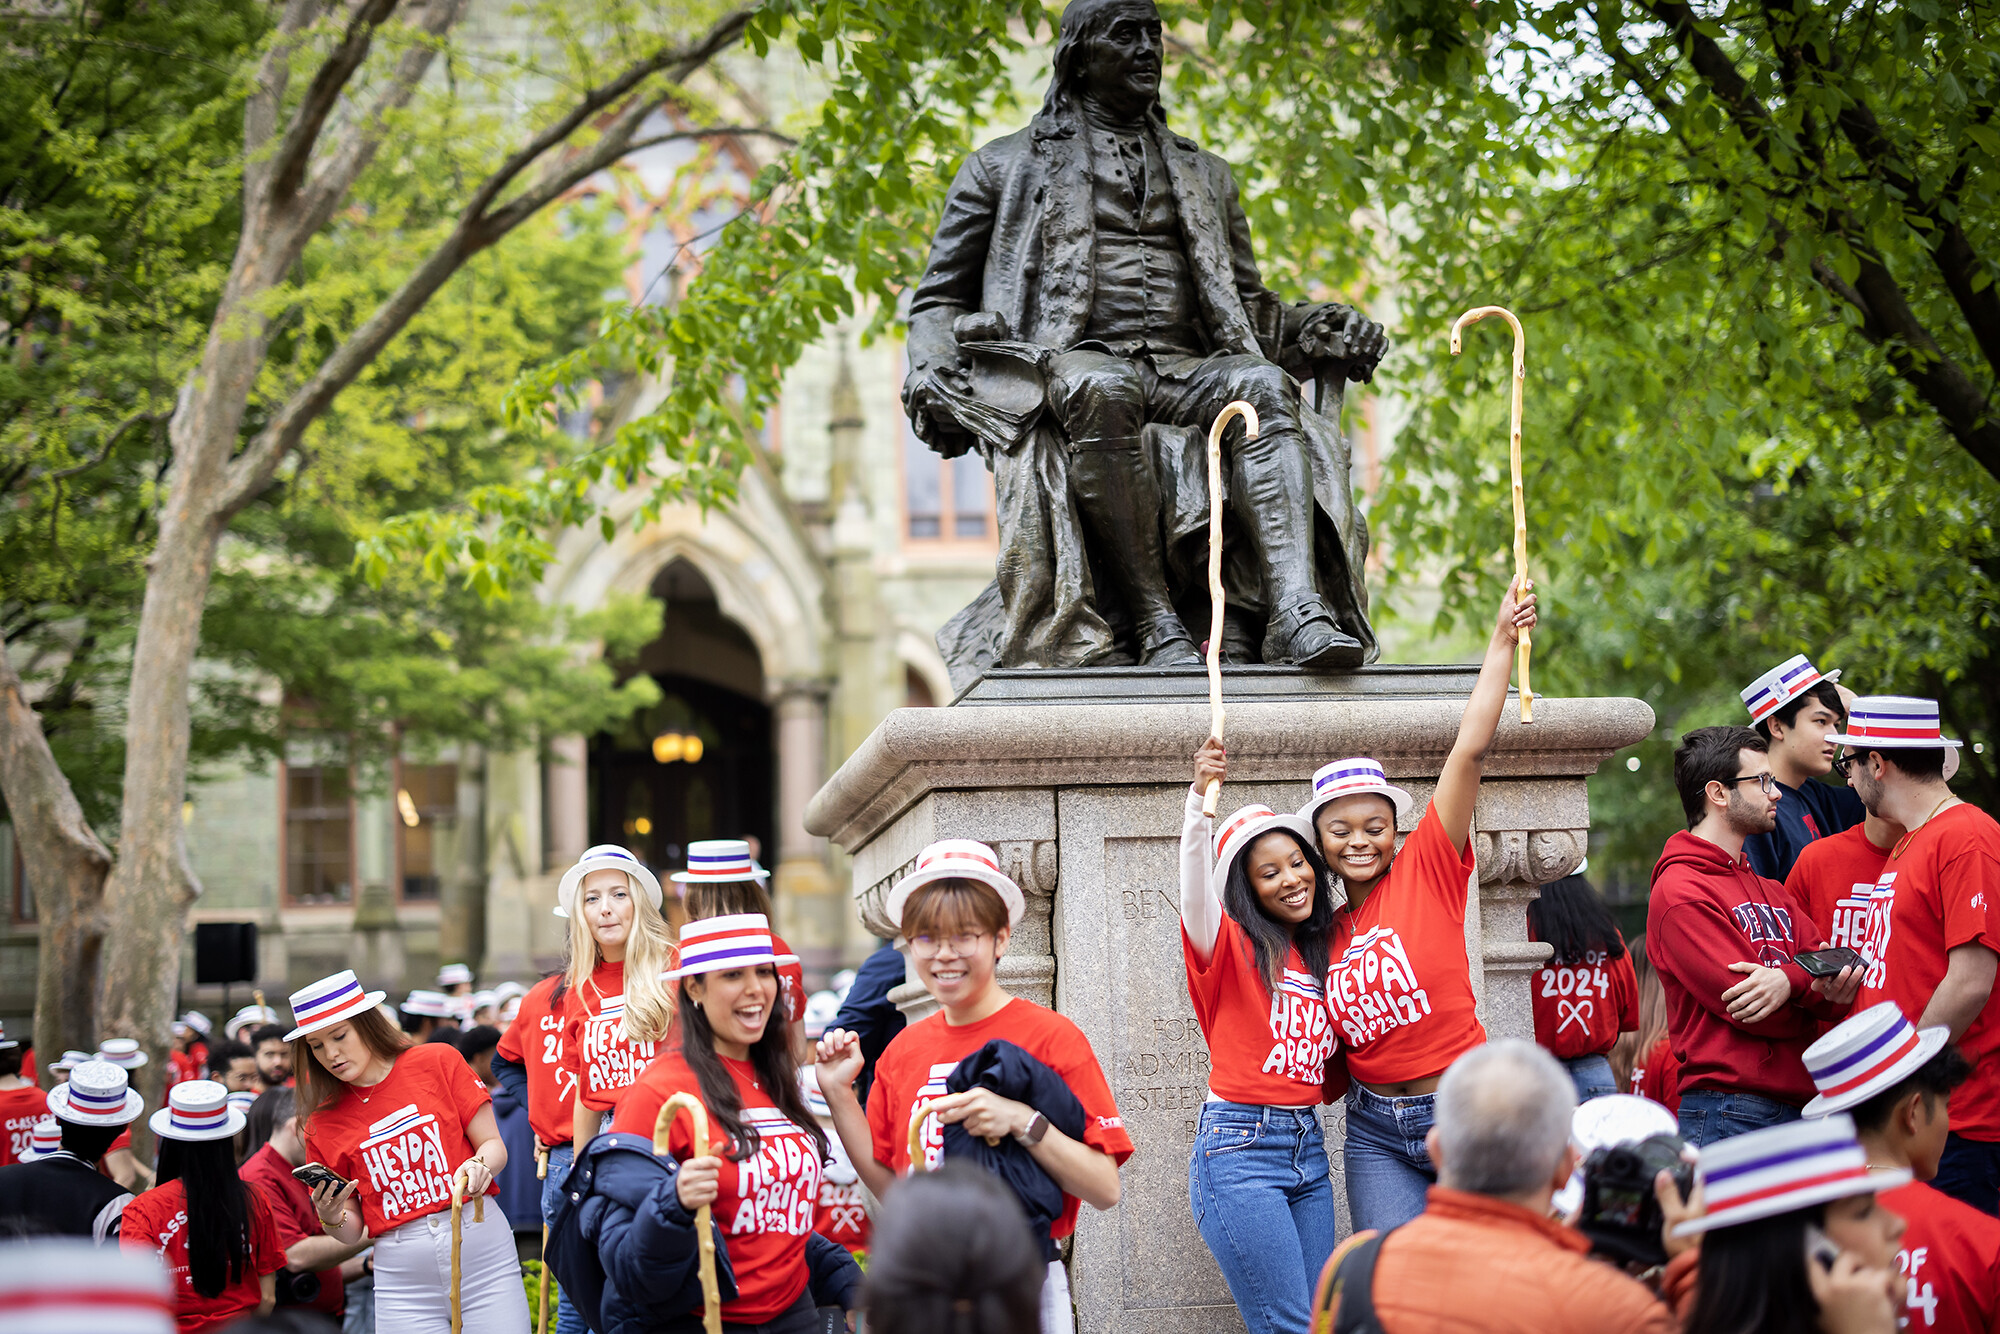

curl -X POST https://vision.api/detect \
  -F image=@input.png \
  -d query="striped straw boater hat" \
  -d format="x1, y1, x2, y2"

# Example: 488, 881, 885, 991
286, 969, 388, 1041
95, 1039, 148, 1071
1741, 654, 1827, 724
1802, 1002, 1951, 1118
671, 839, 771, 885
1829, 696, 1963, 750
1213, 803, 1323, 892
436, 963, 474, 989
150, 1079, 245, 1143
1673, 1113, 1909, 1235
20, 1117, 60, 1161
0, 1238, 176, 1334
0, 1020, 16, 1051
556, 844, 664, 918
46, 1059, 143, 1127
665, 913, 799, 980
399, 990, 456, 1020
46, 1050, 91, 1078
1299, 757, 1415, 827
884, 839, 1026, 929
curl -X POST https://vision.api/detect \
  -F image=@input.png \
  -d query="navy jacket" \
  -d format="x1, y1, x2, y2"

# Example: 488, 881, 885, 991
832, 940, 907, 1102
1744, 777, 1866, 882
943, 1039, 1087, 1260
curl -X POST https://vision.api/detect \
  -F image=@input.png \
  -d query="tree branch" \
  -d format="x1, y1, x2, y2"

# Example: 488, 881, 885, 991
264, 0, 402, 211
46, 410, 160, 482
242, 0, 323, 219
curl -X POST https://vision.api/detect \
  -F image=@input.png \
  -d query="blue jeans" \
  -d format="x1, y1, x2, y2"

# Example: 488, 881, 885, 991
541, 1144, 590, 1334
1343, 1086, 1437, 1234
1565, 1054, 1619, 1103
1934, 1134, 2000, 1216
1676, 1089, 1799, 1147
1189, 1102, 1338, 1334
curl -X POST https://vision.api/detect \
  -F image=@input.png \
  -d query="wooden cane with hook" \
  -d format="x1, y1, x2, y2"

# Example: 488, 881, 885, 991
1449, 307, 1534, 723
535, 1144, 551, 1334
1202, 401, 1260, 816
448, 1166, 486, 1334
655, 1093, 723, 1334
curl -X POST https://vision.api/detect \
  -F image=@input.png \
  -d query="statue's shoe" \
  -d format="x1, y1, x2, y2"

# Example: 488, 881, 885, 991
1141, 636, 1203, 668
1263, 600, 1367, 669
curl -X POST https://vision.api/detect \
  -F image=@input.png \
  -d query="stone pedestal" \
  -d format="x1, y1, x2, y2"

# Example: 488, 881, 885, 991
805, 674, 1651, 1334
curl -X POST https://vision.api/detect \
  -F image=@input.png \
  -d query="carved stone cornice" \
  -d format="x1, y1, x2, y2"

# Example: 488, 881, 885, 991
1474, 827, 1589, 888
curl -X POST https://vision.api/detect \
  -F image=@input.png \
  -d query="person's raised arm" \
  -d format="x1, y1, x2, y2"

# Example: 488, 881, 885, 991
815, 1029, 896, 1201
1182, 740, 1228, 961
1432, 577, 1537, 854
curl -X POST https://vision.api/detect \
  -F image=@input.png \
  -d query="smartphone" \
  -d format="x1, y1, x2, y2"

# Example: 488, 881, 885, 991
291, 1162, 351, 1193
1795, 947, 1867, 978
1805, 1223, 1841, 1271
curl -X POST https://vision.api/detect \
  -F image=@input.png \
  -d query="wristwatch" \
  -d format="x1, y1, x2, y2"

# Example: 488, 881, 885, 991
1014, 1111, 1049, 1146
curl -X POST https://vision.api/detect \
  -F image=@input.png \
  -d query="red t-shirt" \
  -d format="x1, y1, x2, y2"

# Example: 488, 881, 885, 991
613, 1050, 823, 1323
1881, 1180, 2000, 1333
301, 1043, 496, 1236
1325, 805, 1486, 1084
772, 932, 807, 1026
120, 1178, 284, 1333
865, 998, 1133, 1239
1789, 824, 1894, 954
1857, 805, 2000, 1137
239, 1144, 343, 1318
1184, 920, 1335, 1105
0, 1086, 49, 1166
1529, 937, 1640, 1061
562, 960, 665, 1113
497, 974, 576, 1147
813, 1137, 871, 1255
1630, 1036, 1681, 1112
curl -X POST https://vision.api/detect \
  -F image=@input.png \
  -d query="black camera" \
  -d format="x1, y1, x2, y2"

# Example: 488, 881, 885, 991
273, 1266, 322, 1307
1577, 1132, 1694, 1268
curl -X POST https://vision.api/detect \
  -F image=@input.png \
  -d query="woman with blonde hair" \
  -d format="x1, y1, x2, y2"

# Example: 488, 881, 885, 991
557, 844, 679, 1148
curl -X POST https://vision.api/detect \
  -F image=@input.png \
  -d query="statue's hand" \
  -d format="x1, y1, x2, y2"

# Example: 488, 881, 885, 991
1298, 306, 1389, 382
902, 362, 973, 438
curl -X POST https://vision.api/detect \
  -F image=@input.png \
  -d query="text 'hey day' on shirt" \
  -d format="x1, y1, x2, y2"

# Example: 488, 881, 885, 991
1788, 823, 1893, 956
121, 1178, 284, 1334
1326, 804, 1486, 1085
562, 959, 662, 1113
613, 1050, 823, 1323
497, 973, 578, 1147
1858, 803, 2000, 1139
866, 998, 1133, 1240
1184, 920, 1335, 1106
301, 1042, 496, 1236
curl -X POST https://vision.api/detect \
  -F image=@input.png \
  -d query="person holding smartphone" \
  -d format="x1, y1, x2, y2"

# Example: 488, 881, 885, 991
286, 969, 529, 1334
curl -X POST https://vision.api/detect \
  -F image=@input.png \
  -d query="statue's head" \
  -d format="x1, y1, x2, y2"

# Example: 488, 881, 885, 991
1045, 0, 1164, 121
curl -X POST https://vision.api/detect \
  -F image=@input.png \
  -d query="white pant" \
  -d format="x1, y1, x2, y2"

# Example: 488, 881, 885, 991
1042, 1260, 1073, 1334
373, 1202, 529, 1334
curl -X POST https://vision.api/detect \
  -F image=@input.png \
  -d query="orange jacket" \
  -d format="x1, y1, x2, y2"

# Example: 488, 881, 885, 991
1371, 1188, 1678, 1334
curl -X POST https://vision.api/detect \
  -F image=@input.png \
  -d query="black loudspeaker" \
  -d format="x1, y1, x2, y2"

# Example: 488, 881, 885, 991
194, 922, 258, 985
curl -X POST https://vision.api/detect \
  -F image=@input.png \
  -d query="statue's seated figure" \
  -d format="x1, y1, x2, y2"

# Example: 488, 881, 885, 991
903, 0, 1388, 689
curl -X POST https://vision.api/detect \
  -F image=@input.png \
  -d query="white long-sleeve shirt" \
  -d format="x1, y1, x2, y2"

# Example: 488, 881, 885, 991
1181, 785, 1223, 961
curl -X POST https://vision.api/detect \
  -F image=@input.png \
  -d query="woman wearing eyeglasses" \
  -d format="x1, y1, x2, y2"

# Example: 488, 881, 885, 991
1646, 725, 1864, 1148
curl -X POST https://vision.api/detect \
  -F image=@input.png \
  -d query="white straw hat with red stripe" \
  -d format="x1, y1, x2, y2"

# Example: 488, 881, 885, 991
286, 969, 388, 1041
1298, 758, 1413, 827
1829, 696, 1963, 750
556, 843, 664, 917
46, 1059, 143, 1126
224, 1004, 279, 1041
19, 1117, 60, 1161
1212, 803, 1322, 892
664, 912, 799, 980
149, 1079, 245, 1143
884, 839, 1025, 929
1801, 1001, 1951, 1118
399, 989, 456, 1020
1672, 1113, 1909, 1236
0, 1020, 16, 1051
94, 1039, 148, 1070
436, 963, 474, 988
1741, 654, 1828, 724
671, 839, 772, 885
46, 1050, 91, 1077
0, 1238, 176, 1334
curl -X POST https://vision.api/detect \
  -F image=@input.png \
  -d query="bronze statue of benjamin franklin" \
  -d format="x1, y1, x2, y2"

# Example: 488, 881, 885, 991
904, 0, 1387, 689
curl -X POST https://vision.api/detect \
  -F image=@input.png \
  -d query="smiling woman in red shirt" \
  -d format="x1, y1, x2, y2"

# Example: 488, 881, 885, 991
612, 912, 836, 1334
120, 1080, 283, 1332
1178, 742, 1341, 1334
1304, 577, 1537, 1233
557, 845, 679, 1150
287, 969, 529, 1334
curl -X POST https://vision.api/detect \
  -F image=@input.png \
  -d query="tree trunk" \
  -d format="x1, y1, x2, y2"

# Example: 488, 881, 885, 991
0, 639, 112, 1080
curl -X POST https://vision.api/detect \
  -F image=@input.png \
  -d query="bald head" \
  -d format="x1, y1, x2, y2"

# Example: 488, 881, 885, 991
1432, 1040, 1576, 1198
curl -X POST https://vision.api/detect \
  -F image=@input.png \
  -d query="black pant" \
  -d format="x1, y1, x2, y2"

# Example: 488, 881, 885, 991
1935, 1133, 2000, 1215
662, 1287, 819, 1334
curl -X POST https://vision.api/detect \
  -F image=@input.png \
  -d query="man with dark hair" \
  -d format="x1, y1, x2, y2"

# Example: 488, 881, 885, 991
250, 1024, 292, 1091
207, 1039, 259, 1092
1839, 696, 2000, 1213
1646, 725, 1861, 1145
0, 1024, 46, 1166
1802, 1002, 2000, 1328
0, 1059, 141, 1241
1739, 656, 1866, 880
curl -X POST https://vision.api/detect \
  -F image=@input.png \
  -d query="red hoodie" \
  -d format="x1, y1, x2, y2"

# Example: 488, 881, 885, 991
1645, 830, 1841, 1106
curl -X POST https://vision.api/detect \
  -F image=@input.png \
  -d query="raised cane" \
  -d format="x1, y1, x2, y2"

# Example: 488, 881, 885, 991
1449, 307, 1534, 723
656, 1093, 723, 1334
1203, 401, 1259, 816
448, 1168, 485, 1334
535, 1144, 550, 1334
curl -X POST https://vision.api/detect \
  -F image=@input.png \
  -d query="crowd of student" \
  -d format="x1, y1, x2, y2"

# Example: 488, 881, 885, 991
0, 573, 1994, 1334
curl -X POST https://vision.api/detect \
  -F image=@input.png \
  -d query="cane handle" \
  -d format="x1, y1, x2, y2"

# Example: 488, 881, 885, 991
906, 1101, 942, 1174
1203, 400, 1257, 817
1449, 307, 1534, 723
656, 1093, 722, 1334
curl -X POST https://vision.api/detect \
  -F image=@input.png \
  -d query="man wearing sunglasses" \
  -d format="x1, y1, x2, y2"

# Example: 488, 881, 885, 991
1647, 725, 1864, 1146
